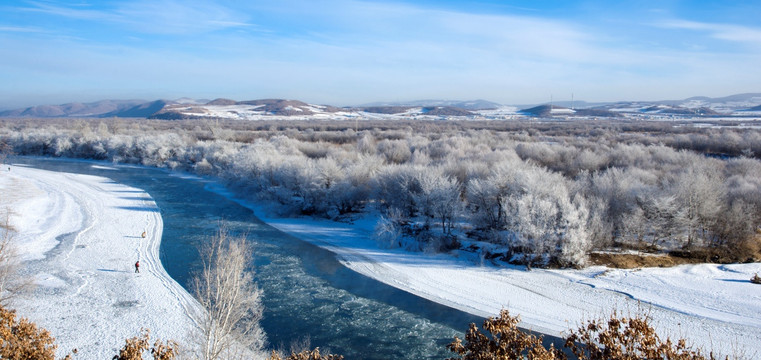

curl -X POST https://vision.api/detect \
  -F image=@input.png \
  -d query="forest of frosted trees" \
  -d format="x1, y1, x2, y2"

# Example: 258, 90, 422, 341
2, 118, 760, 268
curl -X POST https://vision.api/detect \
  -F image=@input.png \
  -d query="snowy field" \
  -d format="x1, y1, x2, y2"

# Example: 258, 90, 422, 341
0, 165, 199, 358
2, 163, 761, 358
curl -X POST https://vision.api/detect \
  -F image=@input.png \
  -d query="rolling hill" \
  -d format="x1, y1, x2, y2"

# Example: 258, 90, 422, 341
2, 93, 760, 120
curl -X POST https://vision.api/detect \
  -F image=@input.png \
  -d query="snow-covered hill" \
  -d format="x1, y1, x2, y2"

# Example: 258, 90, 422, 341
2, 93, 761, 120
150, 99, 496, 120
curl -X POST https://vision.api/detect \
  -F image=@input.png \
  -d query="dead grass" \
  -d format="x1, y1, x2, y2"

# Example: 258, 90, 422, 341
590, 253, 696, 268
591, 236, 761, 269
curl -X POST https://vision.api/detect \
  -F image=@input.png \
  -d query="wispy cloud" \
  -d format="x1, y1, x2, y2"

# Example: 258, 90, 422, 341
658, 19, 761, 47
114, 0, 254, 34
18, 0, 117, 23
0, 25, 47, 33
17, 0, 254, 35
260, 0, 606, 65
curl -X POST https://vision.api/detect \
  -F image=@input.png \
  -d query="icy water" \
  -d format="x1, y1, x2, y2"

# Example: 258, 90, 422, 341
16, 157, 484, 359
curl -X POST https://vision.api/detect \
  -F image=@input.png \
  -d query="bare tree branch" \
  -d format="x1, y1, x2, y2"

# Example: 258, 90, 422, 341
191, 225, 265, 360
0, 209, 34, 306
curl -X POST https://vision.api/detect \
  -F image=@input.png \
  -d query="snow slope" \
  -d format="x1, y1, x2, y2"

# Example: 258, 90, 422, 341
0, 165, 200, 358
207, 182, 761, 359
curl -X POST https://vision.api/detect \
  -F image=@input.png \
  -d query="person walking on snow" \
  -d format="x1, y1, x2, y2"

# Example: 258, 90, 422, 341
135, 260, 140, 273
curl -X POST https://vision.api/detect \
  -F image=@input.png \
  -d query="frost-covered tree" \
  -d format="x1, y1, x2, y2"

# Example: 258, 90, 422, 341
637, 191, 680, 246
0, 214, 20, 306
377, 139, 412, 164
4, 117, 761, 267
0, 213, 33, 306
374, 208, 405, 249
414, 170, 461, 234
466, 178, 506, 231
191, 228, 265, 360
327, 155, 382, 215
357, 133, 377, 155
586, 167, 652, 245
373, 164, 422, 217
557, 195, 590, 267
674, 161, 726, 247
496, 164, 590, 266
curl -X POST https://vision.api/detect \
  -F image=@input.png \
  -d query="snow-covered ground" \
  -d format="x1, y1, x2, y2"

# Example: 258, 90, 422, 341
3, 163, 761, 359
0, 165, 199, 358
207, 184, 761, 359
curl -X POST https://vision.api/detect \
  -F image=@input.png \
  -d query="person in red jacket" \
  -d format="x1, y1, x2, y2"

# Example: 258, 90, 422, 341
135, 260, 140, 273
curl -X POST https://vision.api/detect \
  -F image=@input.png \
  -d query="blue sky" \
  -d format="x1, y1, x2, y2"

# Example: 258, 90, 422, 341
1, 0, 760, 108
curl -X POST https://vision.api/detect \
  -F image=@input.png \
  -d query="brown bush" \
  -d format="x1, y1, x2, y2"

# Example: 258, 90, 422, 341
113, 328, 178, 360
268, 348, 344, 360
447, 309, 730, 360
446, 309, 566, 360
1, 305, 177, 360
0, 304, 57, 360
565, 311, 721, 360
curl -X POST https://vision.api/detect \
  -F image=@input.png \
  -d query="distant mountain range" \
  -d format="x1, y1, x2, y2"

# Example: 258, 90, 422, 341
0, 99, 147, 118
2, 93, 760, 120
518, 93, 761, 118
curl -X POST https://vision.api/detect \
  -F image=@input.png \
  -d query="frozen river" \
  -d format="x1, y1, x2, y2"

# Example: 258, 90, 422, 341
15, 157, 485, 359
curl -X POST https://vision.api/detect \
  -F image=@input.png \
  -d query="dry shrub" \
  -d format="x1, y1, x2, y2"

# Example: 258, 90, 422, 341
1, 304, 176, 360
590, 252, 693, 268
592, 253, 670, 268
0, 304, 57, 360
268, 348, 344, 360
737, 236, 761, 263
151, 338, 179, 360
565, 312, 722, 360
447, 309, 730, 360
114, 328, 178, 360
660, 234, 761, 267
446, 309, 565, 360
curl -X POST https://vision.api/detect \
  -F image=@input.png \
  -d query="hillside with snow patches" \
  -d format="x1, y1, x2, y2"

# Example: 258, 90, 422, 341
2, 93, 761, 120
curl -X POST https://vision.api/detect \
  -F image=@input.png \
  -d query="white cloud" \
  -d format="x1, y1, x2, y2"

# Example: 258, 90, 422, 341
659, 19, 761, 47
18, 0, 254, 35
0, 25, 46, 33
113, 0, 254, 34
19, 0, 113, 20
316, 1, 597, 60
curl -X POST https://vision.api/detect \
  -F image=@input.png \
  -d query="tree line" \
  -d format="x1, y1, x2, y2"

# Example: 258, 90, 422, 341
1, 118, 760, 267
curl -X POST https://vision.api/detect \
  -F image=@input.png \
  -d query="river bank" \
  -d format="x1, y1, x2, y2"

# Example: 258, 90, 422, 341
1, 164, 200, 358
